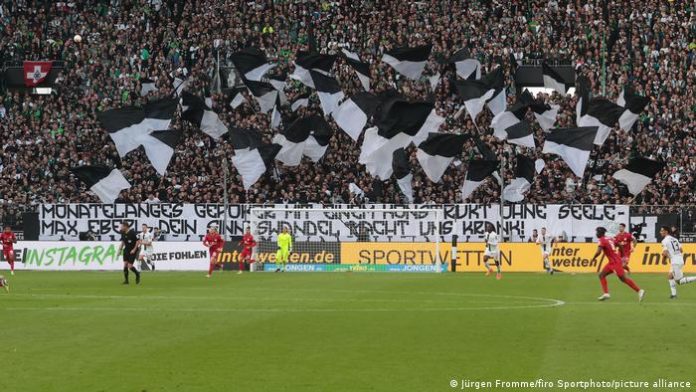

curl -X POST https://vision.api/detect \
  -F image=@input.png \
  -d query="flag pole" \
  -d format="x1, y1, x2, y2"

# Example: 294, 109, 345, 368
222, 157, 229, 242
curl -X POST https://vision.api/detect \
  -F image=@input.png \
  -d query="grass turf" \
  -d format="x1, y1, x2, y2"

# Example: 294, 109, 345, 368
1, 271, 695, 392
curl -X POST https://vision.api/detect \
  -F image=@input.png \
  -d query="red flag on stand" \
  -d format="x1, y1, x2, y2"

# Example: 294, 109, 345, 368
23, 61, 53, 87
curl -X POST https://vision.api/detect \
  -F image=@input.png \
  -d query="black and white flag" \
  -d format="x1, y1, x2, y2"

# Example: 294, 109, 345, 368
232, 143, 281, 190
227, 126, 263, 150
230, 47, 277, 82
612, 157, 665, 195
311, 70, 344, 116
268, 72, 288, 91
542, 126, 598, 177
503, 155, 535, 202
172, 76, 188, 97
392, 148, 413, 203
455, 67, 505, 120
542, 63, 569, 95
290, 91, 311, 112
180, 92, 229, 139
243, 80, 278, 113
229, 87, 247, 109
273, 115, 333, 166
290, 52, 336, 88
491, 112, 535, 148
140, 77, 157, 96
98, 98, 178, 157
449, 48, 481, 80
461, 160, 499, 201
140, 129, 183, 176
416, 133, 467, 183
341, 49, 370, 91
577, 98, 624, 145
332, 92, 380, 141
382, 45, 432, 80
70, 166, 131, 204
616, 86, 650, 131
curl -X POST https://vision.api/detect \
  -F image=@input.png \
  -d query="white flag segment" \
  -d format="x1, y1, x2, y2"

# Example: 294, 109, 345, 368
272, 134, 305, 167
359, 127, 410, 180
396, 173, 414, 203
90, 169, 131, 204
232, 148, 266, 190
332, 98, 368, 141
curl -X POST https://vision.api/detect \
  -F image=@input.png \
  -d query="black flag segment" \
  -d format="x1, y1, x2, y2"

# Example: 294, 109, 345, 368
542, 63, 569, 94
617, 86, 650, 131
613, 157, 665, 195
70, 166, 131, 204
180, 92, 229, 139
392, 148, 414, 202
416, 133, 467, 183
273, 115, 333, 166
382, 45, 432, 80
461, 160, 499, 201
230, 47, 276, 82
542, 127, 598, 177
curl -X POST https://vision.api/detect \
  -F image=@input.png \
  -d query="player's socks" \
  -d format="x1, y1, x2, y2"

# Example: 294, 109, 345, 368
669, 279, 678, 296
123, 267, 129, 284
600, 276, 609, 294
678, 277, 696, 285
130, 267, 140, 284
622, 277, 640, 292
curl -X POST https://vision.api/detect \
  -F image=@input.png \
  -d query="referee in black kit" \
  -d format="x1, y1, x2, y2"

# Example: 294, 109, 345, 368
118, 222, 141, 284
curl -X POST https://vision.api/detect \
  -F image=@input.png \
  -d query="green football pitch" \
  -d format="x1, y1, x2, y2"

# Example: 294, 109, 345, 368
1, 271, 695, 392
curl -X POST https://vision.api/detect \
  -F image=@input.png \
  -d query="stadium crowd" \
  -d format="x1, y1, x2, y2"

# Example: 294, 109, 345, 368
0, 0, 694, 226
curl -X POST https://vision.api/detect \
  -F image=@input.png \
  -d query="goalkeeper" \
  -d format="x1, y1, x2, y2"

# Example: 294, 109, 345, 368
275, 227, 292, 272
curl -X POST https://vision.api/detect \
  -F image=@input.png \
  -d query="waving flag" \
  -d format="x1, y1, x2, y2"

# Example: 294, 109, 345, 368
382, 45, 432, 80
70, 166, 130, 204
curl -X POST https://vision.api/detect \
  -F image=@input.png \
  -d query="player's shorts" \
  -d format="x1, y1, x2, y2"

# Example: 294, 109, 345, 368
671, 263, 685, 281
601, 262, 626, 277
2, 249, 14, 260
240, 248, 252, 260
209, 249, 221, 263
123, 251, 137, 264
484, 249, 500, 260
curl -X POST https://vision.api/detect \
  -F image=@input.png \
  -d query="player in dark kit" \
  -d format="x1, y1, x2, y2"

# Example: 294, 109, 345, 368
118, 222, 141, 284
593, 227, 644, 302
1, 226, 17, 275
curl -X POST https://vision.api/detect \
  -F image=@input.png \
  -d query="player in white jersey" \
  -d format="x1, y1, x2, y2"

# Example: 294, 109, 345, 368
483, 223, 502, 280
137, 224, 155, 271
536, 227, 555, 274
661, 226, 696, 299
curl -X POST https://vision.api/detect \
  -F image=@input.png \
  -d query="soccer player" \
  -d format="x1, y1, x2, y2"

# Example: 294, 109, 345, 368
662, 226, 696, 299
613, 223, 636, 273
117, 222, 140, 285
275, 227, 292, 272
1, 226, 17, 275
536, 227, 555, 274
204, 224, 224, 278
483, 223, 501, 280
137, 224, 155, 271
593, 227, 645, 302
238, 227, 256, 274
0, 275, 8, 293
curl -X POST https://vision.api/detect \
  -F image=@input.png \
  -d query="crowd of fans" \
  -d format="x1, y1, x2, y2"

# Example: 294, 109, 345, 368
0, 0, 694, 227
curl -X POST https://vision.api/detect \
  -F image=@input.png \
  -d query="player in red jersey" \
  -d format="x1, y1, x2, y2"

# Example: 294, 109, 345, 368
1, 226, 17, 275
592, 227, 645, 302
613, 223, 636, 273
203, 224, 225, 278
238, 227, 256, 274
